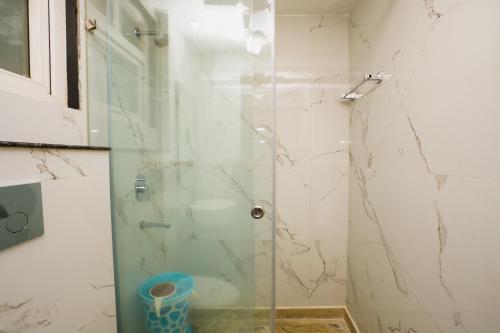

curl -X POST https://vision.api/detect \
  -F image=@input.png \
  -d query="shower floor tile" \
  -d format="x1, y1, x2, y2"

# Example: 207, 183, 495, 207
190, 308, 354, 333
276, 318, 351, 333
191, 317, 352, 333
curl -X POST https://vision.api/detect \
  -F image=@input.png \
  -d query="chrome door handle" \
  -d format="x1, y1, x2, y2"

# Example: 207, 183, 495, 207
251, 206, 265, 219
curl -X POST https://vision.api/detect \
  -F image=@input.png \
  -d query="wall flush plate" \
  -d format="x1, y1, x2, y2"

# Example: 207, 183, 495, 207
0, 183, 44, 252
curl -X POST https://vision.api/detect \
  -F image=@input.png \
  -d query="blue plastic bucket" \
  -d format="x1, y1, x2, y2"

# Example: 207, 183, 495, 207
139, 272, 195, 333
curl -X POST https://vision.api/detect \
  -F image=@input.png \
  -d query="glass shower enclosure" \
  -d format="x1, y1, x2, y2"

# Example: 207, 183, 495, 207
86, 0, 275, 332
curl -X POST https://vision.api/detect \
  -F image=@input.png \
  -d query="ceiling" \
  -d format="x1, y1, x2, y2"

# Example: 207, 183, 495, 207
276, 0, 358, 15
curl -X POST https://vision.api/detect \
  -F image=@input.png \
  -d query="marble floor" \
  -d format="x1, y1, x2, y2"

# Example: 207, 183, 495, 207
191, 310, 354, 333
276, 318, 352, 333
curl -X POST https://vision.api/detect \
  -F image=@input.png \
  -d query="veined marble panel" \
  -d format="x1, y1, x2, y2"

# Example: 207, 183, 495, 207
277, 0, 358, 15
276, 15, 350, 307
347, 0, 500, 332
0, 90, 86, 145
0, 148, 115, 333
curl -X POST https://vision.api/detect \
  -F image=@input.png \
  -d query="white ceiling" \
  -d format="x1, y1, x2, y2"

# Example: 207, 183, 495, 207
276, 0, 358, 15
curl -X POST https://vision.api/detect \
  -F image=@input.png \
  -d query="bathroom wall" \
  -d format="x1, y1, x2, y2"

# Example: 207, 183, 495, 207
347, 0, 500, 332
0, 149, 115, 333
275, 15, 350, 307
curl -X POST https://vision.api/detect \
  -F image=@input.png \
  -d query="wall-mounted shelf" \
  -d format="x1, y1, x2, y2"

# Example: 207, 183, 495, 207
341, 71, 390, 102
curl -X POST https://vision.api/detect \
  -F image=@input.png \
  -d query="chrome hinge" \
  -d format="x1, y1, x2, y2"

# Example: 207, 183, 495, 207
85, 18, 97, 33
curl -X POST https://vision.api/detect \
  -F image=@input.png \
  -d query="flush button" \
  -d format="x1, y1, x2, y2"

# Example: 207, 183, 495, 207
6, 212, 29, 233
0, 183, 44, 252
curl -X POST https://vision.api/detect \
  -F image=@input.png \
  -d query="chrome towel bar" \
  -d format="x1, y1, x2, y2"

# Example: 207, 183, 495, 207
341, 71, 389, 101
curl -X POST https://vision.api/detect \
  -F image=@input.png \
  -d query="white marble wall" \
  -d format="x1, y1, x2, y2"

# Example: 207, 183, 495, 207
275, 15, 350, 307
0, 148, 116, 333
347, 0, 500, 332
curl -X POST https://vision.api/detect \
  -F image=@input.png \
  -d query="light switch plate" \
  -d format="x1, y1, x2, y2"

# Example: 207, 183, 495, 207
0, 183, 44, 252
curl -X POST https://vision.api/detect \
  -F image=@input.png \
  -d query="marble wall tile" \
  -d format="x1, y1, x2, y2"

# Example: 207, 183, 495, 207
276, 15, 350, 307
276, 166, 311, 239
276, 0, 358, 16
0, 148, 115, 333
0, 92, 86, 146
347, 0, 500, 332
310, 166, 349, 240
307, 239, 347, 306
276, 238, 312, 307
276, 238, 347, 307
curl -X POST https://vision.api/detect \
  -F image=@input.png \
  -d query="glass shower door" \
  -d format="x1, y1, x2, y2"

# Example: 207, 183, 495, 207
86, 0, 275, 332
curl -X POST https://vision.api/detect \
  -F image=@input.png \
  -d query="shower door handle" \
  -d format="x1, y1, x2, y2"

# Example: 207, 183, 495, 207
251, 206, 265, 219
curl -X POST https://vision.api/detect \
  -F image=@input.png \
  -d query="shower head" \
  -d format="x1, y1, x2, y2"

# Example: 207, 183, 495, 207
152, 34, 168, 48
133, 28, 168, 48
